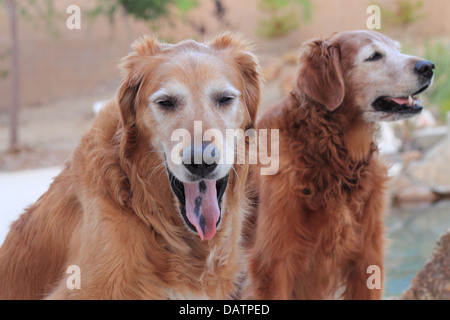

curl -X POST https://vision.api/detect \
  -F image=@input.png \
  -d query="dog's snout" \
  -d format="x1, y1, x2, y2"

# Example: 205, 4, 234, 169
414, 60, 435, 79
184, 161, 217, 178
182, 142, 219, 178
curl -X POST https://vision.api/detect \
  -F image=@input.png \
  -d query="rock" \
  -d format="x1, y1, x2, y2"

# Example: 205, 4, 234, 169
408, 136, 450, 194
387, 153, 437, 204
393, 184, 438, 204
413, 108, 438, 129
412, 126, 447, 152
400, 229, 450, 300
400, 150, 422, 164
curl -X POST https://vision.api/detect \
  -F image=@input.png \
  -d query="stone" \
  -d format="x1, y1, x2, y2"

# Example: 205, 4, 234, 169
400, 229, 450, 300
393, 184, 437, 204
408, 136, 450, 194
412, 126, 447, 152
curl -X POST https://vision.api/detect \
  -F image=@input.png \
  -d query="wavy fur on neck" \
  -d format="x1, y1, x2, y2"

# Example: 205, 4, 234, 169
286, 92, 378, 211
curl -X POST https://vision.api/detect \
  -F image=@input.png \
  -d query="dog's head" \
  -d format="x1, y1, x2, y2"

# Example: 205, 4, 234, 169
117, 33, 260, 240
295, 30, 434, 122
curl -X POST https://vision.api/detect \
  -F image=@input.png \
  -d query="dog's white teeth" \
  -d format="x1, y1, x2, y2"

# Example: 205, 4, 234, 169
407, 95, 421, 106
413, 95, 422, 106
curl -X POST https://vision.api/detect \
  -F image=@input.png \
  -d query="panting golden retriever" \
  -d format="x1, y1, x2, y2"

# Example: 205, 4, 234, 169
244, 30, 434, 299
0, 33, 261, 299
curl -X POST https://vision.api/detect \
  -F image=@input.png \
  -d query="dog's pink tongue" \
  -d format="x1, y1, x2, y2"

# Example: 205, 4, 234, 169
390, 97, 410, 105
184, 180, 219, 241
389, 96, 420, 106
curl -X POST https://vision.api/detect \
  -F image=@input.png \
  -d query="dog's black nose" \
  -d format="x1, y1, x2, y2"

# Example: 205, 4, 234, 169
414, 60, 435, 79
183, 143, 218, 178
184, 160, 217, 178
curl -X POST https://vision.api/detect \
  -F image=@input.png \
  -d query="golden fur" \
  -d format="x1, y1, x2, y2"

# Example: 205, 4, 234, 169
0, 33, 261, 299
244, 31, 433, 300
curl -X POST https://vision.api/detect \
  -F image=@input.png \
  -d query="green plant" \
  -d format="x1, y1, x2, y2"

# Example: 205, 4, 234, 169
14, 0, 59, 34
0, 49, 10, 79
89, 0, 197, 24
87, 0, 198, 40
257, 0, 312, 38
374, 0, 425, 26
423, 41, 450, 120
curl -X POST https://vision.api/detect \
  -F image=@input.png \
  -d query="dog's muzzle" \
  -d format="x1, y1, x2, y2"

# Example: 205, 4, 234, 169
168, 142, 229, 241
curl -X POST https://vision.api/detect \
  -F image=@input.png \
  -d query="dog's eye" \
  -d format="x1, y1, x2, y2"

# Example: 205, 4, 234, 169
365, 52, 383, 62
217, 96, 234, 107
157, 99, 177, 110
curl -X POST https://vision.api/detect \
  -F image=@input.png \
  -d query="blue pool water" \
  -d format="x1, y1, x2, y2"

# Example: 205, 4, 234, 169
383, 200, 450, 299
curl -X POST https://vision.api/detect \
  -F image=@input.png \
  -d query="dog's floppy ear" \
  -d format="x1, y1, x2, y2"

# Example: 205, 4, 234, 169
296, 39, 344, 111
117, 35, 161, 158
210, 33, 261, 128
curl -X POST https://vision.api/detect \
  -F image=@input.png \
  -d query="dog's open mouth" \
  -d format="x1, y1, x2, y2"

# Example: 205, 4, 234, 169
167, 169, 229, 241
372, 85, 430, 115
373, 95, 423, 114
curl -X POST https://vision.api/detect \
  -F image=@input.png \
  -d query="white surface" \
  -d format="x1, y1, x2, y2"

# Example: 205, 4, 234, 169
0, 167, 61, 246
92, 100, 108, 114
378, 122, 401, 155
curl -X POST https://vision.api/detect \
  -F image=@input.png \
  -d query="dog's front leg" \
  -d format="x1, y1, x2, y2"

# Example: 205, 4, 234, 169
243, 174, 304, 300
344, 173, 386, 300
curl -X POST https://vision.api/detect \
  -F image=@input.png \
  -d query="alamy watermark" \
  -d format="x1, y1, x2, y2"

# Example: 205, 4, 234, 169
65, 4, 383, 31
66, 5, 81, 30
170, 121, 280, 176
367, 5, 381, 30
64, 4, 382, 31
66, 265, 81, 290
366, 265, 382, 290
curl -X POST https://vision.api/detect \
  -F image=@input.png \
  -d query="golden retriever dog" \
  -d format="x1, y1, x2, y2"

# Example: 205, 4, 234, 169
244, 30, 434, 300
0, 33, 261, 299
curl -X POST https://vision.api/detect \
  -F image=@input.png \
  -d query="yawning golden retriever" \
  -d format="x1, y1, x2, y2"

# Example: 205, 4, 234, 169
244, 30, 434, 300
0, 33, 261, 299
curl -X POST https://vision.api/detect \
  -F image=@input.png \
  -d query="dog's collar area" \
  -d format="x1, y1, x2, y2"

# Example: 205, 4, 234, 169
167, 168, 229, 239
